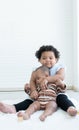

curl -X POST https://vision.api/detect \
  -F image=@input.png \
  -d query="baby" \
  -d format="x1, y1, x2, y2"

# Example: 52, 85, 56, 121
18, 65, 66, 121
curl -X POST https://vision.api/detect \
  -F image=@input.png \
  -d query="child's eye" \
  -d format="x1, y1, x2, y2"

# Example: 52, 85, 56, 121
42, 58, 46, 60
50, 57, 53, 59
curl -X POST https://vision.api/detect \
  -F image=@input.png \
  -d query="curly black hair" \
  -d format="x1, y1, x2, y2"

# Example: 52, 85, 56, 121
35, 45, 60, 60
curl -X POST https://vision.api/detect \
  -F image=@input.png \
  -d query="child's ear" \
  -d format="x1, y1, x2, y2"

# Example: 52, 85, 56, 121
38, 59, 41, 64
56, 58, 58, 63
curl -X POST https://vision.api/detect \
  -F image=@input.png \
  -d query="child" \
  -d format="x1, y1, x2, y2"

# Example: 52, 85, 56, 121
0, 45, 77, 116
24, 45, 77, 116
17, 65, 66, 121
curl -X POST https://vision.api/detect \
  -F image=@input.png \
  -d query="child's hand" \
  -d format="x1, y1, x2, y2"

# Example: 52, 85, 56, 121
30, 90, 38, 100
38, 78, 48, 90
41, 79, 48, 90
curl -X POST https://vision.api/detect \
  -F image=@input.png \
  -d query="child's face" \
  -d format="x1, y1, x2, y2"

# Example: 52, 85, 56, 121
39, 51, 57, 68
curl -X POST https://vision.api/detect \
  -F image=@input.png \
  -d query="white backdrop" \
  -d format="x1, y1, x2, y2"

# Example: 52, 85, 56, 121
0, 0, 77, 90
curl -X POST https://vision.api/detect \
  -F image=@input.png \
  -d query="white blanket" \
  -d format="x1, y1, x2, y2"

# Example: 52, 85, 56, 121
0, 92, 79, 130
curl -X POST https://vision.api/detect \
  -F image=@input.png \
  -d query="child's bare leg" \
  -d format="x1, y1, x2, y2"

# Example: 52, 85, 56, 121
0, 102, 16, 113
17, 101, 40, 120
39, 101, 57, 121
24, 83, 30, 95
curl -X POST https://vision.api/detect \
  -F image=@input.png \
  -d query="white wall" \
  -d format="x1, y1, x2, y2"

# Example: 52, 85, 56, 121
0, 0, 76, 90
73, 0, 79, 90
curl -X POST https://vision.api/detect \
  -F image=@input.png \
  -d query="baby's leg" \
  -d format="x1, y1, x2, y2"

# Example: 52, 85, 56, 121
39, 101, 57, 121
0, 102, 16, 113
17, 101, 40, 120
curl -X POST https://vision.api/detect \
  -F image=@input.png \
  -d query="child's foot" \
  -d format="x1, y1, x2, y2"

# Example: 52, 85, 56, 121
67, 106, 77, 116
39, 115, 46, 121
17, 111, 30, 120
0, 102, 16, 113
24, 83, 30, 95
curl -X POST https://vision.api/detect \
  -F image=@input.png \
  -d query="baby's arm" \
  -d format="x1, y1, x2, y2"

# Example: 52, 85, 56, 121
30, 71, 39, 100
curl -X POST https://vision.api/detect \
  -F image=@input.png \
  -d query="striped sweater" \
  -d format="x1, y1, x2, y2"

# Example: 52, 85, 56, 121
37, 83, 66, 105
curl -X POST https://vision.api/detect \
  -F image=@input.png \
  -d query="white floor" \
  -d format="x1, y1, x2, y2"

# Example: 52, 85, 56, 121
67, 90, 79, 99
0, 90, 79, 130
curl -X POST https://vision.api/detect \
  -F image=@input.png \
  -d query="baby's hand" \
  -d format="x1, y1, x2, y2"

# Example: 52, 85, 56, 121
30, 90, 38, 100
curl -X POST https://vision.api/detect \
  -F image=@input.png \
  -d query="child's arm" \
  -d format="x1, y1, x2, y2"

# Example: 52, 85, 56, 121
39, 68, 65, 90
46, 68, 65, 83
37, 77, 48, 90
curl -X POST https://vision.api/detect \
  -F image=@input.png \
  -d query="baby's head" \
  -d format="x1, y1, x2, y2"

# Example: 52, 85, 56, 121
35, 66, 49, 78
